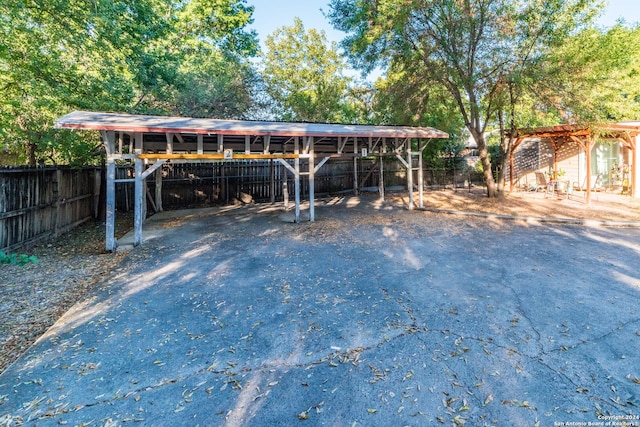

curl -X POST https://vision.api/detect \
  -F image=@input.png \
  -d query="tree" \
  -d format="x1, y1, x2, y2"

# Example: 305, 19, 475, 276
532, 23, 640, 123
0, 0, 258, 165
261, 18, 352, 122
372, 62, 467, 167
328, 0, 601, 197
489, 22, 640, 191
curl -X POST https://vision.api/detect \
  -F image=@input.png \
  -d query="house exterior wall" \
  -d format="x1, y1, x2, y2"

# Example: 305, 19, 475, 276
508, 138, 581, 190
508, 138, 628, 191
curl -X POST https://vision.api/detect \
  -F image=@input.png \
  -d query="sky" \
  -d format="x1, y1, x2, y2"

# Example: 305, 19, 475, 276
248, 0, 640, 51
247, 0, 640, 83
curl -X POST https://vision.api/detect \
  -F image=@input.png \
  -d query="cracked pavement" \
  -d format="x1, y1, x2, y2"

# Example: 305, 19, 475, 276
1, 195, 639, 426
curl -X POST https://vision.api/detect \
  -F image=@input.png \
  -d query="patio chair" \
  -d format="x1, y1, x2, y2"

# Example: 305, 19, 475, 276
575, 175, 603, 200
577, 175, 604, 192
533, 172, 548, 192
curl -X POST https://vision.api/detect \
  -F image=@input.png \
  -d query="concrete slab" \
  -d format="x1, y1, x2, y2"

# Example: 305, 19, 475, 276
1, 195, 639, 426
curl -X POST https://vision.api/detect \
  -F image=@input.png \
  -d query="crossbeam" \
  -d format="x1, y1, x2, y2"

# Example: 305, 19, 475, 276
138, 153, 299, 160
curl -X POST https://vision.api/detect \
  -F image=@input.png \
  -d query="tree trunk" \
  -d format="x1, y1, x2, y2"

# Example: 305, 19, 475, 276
496, 108, 508, 195
470, 129, 497, 198
479, 147, 497, 197
27, 141, 37, 166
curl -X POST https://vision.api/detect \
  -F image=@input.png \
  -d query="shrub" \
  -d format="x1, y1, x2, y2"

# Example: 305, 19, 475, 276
0, 251, 40, 266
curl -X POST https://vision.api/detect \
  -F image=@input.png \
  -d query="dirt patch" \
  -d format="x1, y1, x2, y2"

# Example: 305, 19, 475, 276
1, 189, 639, 374
416, 189, 640, 222
0, 214, 133, 374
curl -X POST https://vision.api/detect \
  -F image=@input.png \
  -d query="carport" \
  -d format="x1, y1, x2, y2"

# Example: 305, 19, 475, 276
55, 111, 449, 251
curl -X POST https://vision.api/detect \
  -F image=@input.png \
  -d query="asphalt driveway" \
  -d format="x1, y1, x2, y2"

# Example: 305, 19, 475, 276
1, 195, 639, 426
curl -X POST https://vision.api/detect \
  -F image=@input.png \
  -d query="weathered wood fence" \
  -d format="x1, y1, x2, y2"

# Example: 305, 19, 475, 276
120, 159, 481, 210
2, 161, 483, 250
0, 166, 100, 251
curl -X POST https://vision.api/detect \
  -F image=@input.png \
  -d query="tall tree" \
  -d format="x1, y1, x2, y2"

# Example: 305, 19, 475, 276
532, 23, 640, 123
489, 22, 640, 191
328, 0, 601, 197
373, 62, 467, 166
261, 18, 352, 122
0, 0, 258, 165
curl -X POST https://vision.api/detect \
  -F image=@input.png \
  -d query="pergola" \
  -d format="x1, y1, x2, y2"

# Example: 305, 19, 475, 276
55, 111, 449, 251
509, 123, 640, 205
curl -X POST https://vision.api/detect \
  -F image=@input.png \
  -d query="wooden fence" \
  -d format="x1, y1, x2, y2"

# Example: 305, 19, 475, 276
116, 159, 412, 210
0, 166, 99, 251
115, 159, 481, 211
2, 161, 483, 250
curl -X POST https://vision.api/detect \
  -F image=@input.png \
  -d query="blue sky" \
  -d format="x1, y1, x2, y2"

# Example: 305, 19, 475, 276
247, 0, 639, 82
248, 0, 640, 49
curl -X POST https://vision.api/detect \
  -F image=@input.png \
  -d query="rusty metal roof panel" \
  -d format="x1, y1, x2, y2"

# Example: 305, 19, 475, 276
55, 111, 449, 139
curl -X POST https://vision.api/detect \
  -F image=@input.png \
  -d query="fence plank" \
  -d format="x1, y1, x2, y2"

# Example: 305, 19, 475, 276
1, 161, 484, 251
0, 166, 97, 251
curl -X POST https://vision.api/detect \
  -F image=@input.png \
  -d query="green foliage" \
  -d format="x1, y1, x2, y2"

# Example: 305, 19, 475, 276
261, 18, 353, 122
0, 251, 40, 266
0, 0, 258, 165
532, 23, 640, 123
371, 59, 467, 169
328, 0, 602, 196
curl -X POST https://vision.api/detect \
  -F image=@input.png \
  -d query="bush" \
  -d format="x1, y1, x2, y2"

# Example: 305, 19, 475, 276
0, 251, 40, 266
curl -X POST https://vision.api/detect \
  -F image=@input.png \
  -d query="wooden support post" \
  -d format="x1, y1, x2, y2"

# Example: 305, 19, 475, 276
166, 133, 173, 154
551, 138, 559, 179
106, 159, 116, 252
633, 135, 639, 198
134, 158, 144, 246
585, 137, 593, 206
245, 135, 251, 154
196, 134, 203, 154
309, 137, 315, 221
353, 137, 358, 195
270, 159, 275, 203
379, 155, 385, 201
294, 137, 300, 223
418, 140, 424, 208
132, 132, 144, 246
407, 141, 414, 210
155, 166, 163, 212
102, 130, 117, 252
134, 132, 143, 152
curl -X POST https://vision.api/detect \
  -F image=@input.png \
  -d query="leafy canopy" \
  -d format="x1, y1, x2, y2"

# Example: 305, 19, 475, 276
327, 0, 602, 196
261, 17, 352, 122
0, 0, 258, 165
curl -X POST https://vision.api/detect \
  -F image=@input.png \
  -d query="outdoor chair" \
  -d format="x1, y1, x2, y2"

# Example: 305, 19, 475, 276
574, 175, 603, 201
576, 175, 604, 192
532, 172, 548, 192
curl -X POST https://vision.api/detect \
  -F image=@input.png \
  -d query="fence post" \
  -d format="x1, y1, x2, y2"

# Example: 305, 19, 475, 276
52, 168, 62, 237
